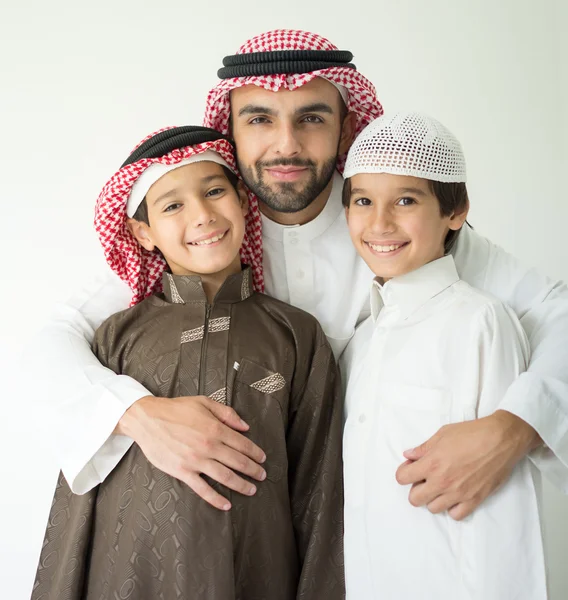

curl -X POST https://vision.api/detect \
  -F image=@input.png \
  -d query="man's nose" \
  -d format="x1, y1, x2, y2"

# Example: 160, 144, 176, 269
272, 121, 302, 157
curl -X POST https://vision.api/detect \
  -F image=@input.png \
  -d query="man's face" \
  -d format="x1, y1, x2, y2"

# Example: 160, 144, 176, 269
230, 78, 350, 213
345, 173, 467, 280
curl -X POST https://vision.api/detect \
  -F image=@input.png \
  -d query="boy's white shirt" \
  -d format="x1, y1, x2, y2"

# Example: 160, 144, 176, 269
341, 255, 548, 599
26, 171, 568, 494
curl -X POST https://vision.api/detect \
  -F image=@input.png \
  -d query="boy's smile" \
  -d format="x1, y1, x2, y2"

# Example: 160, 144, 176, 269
345, 173, 467, 281
188, 228, 229, 247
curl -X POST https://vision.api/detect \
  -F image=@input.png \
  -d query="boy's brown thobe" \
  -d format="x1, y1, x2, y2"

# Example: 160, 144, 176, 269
32, 267, 344, 600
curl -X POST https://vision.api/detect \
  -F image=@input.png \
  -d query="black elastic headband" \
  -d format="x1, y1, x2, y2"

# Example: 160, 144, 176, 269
121, 126, 230, 168
218, 49, 356, 79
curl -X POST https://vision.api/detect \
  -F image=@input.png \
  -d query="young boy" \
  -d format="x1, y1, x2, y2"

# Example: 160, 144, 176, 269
340, 112, 548, 599
31, 126, 344, 600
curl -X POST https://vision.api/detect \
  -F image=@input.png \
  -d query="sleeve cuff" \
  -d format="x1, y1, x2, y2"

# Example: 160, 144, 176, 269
59, 375, 149, 494
499, 372, 568, 493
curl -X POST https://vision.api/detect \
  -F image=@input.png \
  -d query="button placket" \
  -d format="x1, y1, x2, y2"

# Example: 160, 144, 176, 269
285, 235, 313, 309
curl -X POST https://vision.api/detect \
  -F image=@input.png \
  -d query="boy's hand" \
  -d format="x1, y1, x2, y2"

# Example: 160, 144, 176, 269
115, 395, 267, 511
395, 410, 540, 520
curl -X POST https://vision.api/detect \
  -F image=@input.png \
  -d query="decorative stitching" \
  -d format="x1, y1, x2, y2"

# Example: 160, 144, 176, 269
241, 270, 251, 301
250, 372, 286, 394
166, 273, 185, 304
181, 326, 204, 343
209, 387, 227, 404
208, 317, 231, 332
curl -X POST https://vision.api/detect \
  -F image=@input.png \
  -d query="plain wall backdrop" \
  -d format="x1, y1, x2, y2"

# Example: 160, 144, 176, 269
1, 0, 567, 598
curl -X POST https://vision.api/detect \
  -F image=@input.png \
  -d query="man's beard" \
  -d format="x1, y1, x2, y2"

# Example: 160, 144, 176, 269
238, 154, 338, 214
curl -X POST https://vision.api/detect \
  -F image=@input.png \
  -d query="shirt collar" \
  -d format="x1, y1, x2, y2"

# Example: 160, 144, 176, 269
261, 170, 344, 242
371, 255, 460, 321
161, 266, 253, 305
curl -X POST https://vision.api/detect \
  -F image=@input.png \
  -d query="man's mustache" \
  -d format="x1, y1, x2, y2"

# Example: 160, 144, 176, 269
257, 158, 316, 169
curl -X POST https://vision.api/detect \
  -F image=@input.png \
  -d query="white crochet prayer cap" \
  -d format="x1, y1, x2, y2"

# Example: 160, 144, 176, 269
126, 150, 231, 217
344, 111, 467, 183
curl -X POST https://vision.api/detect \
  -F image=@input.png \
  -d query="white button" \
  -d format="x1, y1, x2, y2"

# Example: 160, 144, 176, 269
289, 238, 298, 246
297, 269, 304, 279
288, 230, 297, 237
358, 414, 366, 423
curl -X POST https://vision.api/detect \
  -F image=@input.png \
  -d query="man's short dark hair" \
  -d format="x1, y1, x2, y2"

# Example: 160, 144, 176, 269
342, 177, 469, 254
132, 166, 240, 226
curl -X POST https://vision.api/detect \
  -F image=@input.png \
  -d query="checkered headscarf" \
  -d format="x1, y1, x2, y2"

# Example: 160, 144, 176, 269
94, 127, 262, 306
203, 29, 384, 288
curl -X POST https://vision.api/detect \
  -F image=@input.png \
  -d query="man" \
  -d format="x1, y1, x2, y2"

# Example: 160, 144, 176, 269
29, 29, 568, 519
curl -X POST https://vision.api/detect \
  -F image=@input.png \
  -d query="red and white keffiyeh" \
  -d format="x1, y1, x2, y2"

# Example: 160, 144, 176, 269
94, 129, 263, 306
203, 29, 384, 283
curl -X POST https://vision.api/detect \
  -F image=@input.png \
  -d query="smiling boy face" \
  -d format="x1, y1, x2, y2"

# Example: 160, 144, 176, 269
345, 172, 468, 280
129, 161, 248, 280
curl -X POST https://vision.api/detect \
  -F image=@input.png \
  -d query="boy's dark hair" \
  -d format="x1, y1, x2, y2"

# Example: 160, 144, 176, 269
132, 165, 240, 226
342, 178, 469, 254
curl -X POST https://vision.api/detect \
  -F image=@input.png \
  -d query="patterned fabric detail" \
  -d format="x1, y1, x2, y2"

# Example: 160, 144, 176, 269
181, 326, 205, 343
250, 372, 286, 394
166, 273, 185, 304
241, 269, 251, 301
209, 387, 227, 404
181, 319, 231, 343
208, 316, 231, 333
94, 134, 264, 306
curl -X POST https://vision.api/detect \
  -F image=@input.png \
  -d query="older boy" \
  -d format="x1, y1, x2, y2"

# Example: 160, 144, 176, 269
31, 126, 344, 600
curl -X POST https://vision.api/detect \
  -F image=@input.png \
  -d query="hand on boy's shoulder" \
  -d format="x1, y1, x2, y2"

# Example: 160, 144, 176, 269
115, 394, 267, 511
395, 410, 540, 520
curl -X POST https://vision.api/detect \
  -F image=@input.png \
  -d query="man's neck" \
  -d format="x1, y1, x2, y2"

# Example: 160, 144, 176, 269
259, 176, 335, 226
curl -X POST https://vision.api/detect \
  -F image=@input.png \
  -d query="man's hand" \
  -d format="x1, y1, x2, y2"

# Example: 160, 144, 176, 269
115, 395, 267, 511
395, 410, 541, 521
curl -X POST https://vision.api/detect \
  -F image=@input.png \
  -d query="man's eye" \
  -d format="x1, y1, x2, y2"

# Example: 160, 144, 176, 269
354, 197, 372, 206
163, 202, 182, 212
206, 187, 224, 197
302, 115, 323, 124
397, 197, 416, 206
249, 117, 270, 125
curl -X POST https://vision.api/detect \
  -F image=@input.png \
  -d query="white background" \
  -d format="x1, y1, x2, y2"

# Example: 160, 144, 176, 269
1, 0, 567, 598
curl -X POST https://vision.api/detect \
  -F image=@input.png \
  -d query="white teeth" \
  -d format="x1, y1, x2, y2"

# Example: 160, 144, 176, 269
367, 242, 404, 253
191, 231, 226, 246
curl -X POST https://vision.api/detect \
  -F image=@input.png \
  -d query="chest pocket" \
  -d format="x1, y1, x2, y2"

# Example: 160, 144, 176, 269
232, 358, 290, 483
375, 382, 452, 462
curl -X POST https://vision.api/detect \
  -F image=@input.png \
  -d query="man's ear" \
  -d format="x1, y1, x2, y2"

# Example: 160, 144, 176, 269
338, 111, 358, 155
237, 181, 249, 217
448, 198, 470, 231
126, 218, 155, 252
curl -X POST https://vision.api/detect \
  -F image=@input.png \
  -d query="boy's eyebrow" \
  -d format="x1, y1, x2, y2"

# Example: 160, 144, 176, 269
349, 186, 428, 196
152, 189, 179, 205
350, 187, 369, 196
152, 174, 227, 205
237, 104, 277, 117
398, 187, 428, 196
200, 174, 228, 185
295, 102, 334, 115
